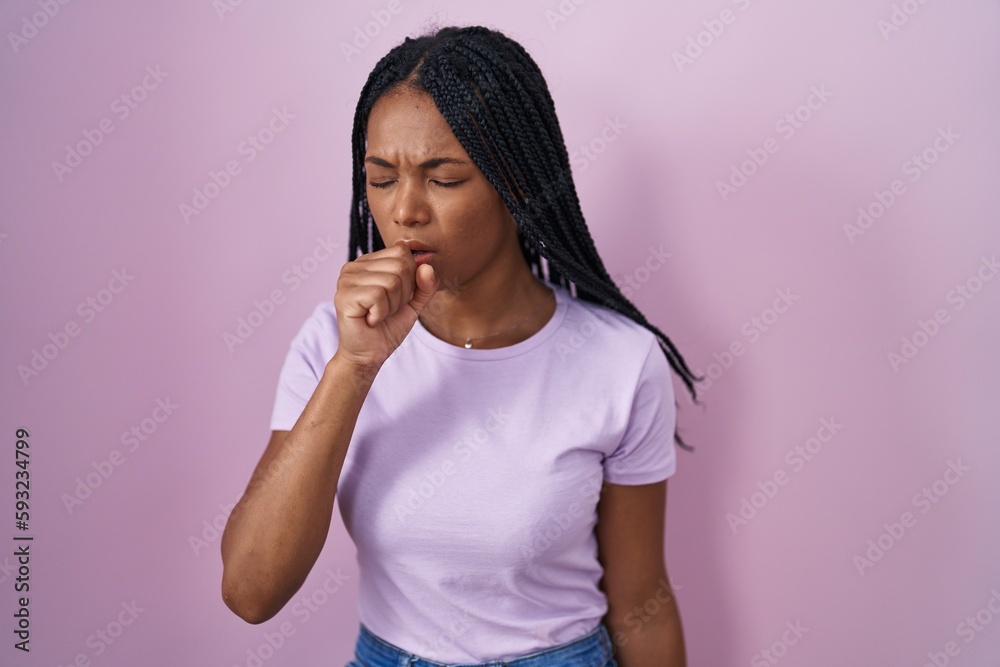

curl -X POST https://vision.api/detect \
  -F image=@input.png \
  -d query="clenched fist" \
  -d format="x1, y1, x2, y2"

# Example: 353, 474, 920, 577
333, 240, 439, 369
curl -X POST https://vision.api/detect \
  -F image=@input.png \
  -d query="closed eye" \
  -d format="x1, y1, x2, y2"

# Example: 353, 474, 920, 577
367, 180, 466, 189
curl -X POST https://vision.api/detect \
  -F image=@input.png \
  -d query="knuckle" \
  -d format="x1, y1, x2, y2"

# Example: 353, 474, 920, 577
394, 256, 411, 273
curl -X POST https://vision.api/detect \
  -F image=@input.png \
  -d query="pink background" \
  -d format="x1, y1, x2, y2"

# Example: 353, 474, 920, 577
2, 1, 999, 665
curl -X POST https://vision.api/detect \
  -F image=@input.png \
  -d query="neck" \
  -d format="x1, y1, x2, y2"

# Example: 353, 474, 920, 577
420, 262, 555, 348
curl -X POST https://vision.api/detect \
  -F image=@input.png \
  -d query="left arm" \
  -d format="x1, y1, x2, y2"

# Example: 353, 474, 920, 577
596, 479, 686, 667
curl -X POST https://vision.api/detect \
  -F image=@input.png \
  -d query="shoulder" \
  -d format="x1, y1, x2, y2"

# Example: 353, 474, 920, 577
283, 300, 339, 368
556, 287, 661, 367
288, 299, 337, 340
304, 300, 338, 332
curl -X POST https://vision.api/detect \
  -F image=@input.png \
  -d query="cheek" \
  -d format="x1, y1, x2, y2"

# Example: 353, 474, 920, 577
446, 188, 509, 235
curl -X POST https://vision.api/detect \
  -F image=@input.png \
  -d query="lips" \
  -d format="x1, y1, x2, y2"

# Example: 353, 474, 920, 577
399, 239, 435, 253
396, 239, 436, 266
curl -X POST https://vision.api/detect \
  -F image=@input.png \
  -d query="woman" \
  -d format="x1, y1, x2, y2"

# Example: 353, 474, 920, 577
221, 24, 699, 667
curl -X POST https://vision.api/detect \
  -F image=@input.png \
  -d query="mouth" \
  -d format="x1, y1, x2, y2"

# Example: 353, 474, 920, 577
411, 250, 435, 266
398, 240, 436, 265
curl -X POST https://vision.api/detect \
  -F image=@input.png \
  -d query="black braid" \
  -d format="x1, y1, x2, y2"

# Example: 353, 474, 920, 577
347, 26, 704, 452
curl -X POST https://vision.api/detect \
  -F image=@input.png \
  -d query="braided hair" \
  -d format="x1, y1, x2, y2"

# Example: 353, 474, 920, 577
347, 25, 703, 451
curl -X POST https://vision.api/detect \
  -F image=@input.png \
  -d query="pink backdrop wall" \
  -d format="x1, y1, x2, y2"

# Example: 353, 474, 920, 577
2, 1, 999, 665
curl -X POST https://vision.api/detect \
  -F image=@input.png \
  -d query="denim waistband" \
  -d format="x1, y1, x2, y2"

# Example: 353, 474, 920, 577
351, 620, 616, 667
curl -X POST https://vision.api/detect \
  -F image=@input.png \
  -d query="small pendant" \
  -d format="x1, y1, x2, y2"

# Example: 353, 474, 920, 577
464, 339, 472, 349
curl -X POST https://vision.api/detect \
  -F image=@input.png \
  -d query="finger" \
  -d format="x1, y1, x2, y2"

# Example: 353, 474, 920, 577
355, 241, 415, 266
341, 257, 417, 312
409, 264, 440, 315
341, 270, 408, 319
338, 284, 390, 326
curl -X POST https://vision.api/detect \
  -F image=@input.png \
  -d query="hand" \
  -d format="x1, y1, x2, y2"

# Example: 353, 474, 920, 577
332, 240, 439, 370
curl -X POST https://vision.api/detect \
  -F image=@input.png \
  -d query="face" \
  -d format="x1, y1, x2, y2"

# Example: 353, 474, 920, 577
364, 86, 522, 293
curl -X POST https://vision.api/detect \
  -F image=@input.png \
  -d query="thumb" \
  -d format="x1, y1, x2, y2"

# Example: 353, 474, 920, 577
408, 263, 439, 315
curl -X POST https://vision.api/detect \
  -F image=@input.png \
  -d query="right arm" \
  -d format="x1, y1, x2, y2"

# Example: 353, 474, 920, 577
220, 242, 439, 624
220, 354, 377, 624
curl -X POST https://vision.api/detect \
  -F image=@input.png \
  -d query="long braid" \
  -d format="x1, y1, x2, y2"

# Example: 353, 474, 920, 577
348, 27, 704, 452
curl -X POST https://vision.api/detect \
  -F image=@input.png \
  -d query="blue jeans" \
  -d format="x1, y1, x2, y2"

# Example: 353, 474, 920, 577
345, 621, 618, 667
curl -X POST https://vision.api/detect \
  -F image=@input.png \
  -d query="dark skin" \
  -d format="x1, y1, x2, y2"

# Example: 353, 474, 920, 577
221, 86, 687, 662
365, 87, 687, 666
362, 86, 551, 347
597, 479, 687, 666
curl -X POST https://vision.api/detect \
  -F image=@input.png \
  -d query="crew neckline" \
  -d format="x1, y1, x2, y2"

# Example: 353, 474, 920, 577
412, 282, 569, 360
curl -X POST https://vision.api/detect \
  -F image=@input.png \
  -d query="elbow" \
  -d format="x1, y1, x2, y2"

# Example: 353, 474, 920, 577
221, 571, 279, 625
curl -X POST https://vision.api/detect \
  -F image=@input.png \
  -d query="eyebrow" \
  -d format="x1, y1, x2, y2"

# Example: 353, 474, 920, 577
364, 155, 469, 169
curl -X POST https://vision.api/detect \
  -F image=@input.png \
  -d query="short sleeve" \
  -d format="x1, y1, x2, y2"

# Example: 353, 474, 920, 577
269, 302, 338, 432
602, 338, 678, 485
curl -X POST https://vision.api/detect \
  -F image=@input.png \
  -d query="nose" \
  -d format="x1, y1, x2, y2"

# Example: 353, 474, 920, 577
391, 178, 432, 228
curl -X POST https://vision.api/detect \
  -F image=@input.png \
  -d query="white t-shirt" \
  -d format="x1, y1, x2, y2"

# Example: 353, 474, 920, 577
269, 281, 677, 663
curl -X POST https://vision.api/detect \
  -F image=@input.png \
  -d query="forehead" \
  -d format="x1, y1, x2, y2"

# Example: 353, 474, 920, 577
365, 88, 466, 158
